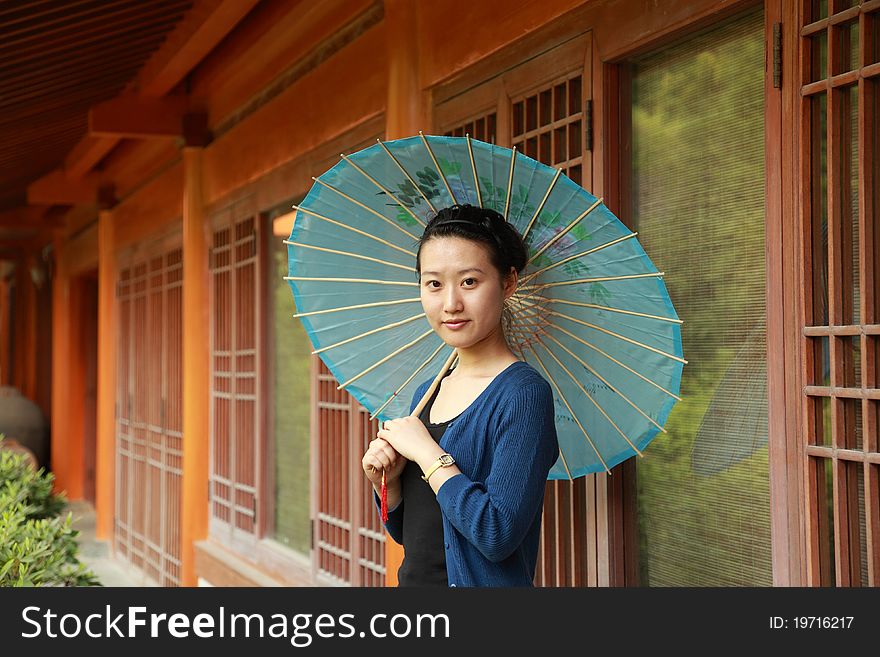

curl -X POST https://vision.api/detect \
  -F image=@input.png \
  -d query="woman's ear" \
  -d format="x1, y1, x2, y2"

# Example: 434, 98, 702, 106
503, 266, 518, 299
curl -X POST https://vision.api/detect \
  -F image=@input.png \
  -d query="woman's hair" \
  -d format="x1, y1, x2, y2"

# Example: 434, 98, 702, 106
414, 204, 528, 282
415, 204, 528, 346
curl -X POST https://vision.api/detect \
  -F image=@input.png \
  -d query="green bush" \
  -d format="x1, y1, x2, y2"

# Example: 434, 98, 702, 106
0, 446, 66, 520
0, 438, 100, 587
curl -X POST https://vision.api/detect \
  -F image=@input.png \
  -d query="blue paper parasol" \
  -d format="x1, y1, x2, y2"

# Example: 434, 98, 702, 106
286, 134, 685, 479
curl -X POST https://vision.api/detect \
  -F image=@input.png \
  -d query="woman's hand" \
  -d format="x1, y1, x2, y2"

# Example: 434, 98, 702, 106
376, 417, 442, 466
362, 437, 407, 489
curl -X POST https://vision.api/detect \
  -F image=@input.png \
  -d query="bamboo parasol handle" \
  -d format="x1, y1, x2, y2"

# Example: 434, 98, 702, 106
410, 348, 458, 419
379, 348, 458, 522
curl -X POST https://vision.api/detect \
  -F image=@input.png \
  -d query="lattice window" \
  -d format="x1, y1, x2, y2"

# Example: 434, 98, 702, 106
511, 75, 585, 185
209, 213, 263, 546
444, 111, 497, 143
314, 357, 386, 586
115, 245, 183, 586
800, 0, 880, 586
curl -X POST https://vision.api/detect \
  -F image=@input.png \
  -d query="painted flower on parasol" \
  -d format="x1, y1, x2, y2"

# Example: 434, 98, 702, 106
285, 133, 686, 519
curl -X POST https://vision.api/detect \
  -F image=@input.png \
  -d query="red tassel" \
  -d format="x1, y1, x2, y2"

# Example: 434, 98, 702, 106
380, 470, 388, 523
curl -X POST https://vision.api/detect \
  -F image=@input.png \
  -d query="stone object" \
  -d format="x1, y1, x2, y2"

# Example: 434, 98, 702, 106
0, 386, 48, 469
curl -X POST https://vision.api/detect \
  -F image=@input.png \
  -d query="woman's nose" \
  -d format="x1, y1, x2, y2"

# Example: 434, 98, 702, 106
443, 288, 463, 312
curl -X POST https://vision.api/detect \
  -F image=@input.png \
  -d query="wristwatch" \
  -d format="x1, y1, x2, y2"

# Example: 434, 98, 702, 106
421, 453, 455, 483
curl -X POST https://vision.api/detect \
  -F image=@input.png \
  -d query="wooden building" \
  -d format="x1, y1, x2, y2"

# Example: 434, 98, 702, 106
0, 0, 877, 587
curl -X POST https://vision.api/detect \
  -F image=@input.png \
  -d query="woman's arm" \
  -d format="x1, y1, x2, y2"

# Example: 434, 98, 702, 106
429, 381, 559, 562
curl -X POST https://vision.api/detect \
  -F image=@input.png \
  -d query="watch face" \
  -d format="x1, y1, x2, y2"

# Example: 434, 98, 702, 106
439, 454, 455, 466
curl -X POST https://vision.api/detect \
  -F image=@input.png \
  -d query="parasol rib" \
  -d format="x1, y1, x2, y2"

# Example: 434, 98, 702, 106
294, 297, 420, 319
547, 308, 687, 364
369, 341, 448, 419
544, 322, 682, 402
340, 154, 426, 228
522, 231, 638, 283
531, 333, 643, 455
520, 271, 665, 291
286, 241, 413, 272
511, 288, 683, 329
508, 310, 546, 322
525, 197, 604, 267
522, 168, 562, 241
310, 177, 421, 241
376, 139, 438, 214
290, 205, 416, 258
544, 297, 682, 324
419, 131, 456, 204
285, 276, 418, 286
524, 343, 599, 476
465, 134, 482, 208
503, 146, 517, 220
507, 295, 687, 376
541, 329, 667, 435
312, 312, 426, 355
507, 301, 681, 402
338, 328, 435, 390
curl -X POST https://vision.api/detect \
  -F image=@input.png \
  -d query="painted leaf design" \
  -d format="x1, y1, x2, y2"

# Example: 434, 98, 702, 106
588, 282, 612, 304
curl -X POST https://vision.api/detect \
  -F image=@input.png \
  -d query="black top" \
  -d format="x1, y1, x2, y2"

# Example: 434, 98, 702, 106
396, 368, 460, 587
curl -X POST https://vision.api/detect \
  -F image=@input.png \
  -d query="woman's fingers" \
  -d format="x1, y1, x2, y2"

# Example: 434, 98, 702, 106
363, 438, 397, 471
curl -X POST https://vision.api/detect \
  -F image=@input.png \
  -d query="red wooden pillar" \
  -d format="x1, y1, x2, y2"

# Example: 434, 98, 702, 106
50, 239, 71, 494
21, 253, 39, 403
96, 209, 116, 539
65, 273, 86, 500
11, 262, 26, 393
0, 276, 9, 386
181, 144, 210, 586
383, 0, 428, 587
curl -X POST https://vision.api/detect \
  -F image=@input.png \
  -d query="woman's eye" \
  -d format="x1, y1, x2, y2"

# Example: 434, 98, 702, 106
426, 280, 440, 288
463, 278, 476, 286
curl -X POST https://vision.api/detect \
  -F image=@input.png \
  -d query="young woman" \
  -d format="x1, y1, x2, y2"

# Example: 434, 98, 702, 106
361, 204, 559, 587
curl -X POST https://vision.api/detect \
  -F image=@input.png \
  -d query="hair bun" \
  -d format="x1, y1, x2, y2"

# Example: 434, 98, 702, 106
418, 203, 527, 277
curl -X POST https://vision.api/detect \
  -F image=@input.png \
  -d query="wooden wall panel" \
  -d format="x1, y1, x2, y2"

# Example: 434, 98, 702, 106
202, 23, 387, 205
113, 163, 184, 250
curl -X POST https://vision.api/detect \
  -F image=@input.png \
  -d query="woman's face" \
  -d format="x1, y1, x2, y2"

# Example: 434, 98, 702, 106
418, 236, 515, 349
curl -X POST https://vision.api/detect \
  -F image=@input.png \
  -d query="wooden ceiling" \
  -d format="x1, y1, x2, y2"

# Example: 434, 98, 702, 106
0, 0, 194, 215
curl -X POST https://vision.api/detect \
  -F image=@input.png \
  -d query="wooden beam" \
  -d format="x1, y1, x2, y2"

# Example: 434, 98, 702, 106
137, 0, 260, 97
0, 206, 66, 229
64, 135, 120, 179
64, 0, 255, 178
0, 236, 47, 251
0, 206, 41, 227
27, 170, 100, 205
89, 94, 190, 139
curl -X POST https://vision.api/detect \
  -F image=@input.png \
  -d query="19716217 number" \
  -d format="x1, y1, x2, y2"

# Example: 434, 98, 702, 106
793, 617, 853, 629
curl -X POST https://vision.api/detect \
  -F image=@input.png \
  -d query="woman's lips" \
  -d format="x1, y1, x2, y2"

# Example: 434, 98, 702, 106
443, 320, 469, 330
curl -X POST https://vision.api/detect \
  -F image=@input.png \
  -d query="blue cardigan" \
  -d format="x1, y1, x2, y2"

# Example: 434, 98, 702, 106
374, 360, 559, 587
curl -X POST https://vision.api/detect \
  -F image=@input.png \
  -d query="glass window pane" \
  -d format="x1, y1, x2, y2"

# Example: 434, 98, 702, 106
272, 231, 312, 554
811, 93, 829, 326
842, 85, 859, 324
869, 13, 880, 65
810, 31, 828, 82
629, 9, 770, 585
